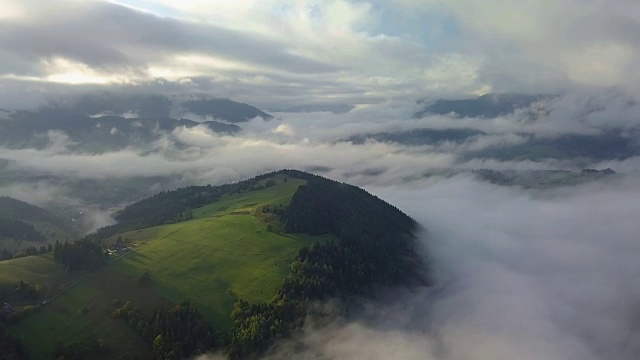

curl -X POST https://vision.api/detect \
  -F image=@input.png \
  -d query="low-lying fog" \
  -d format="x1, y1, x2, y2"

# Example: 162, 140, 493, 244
249, 175, 640, 360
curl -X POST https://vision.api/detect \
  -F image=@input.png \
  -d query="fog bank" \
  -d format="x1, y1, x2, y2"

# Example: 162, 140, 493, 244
255, 175, 640, 360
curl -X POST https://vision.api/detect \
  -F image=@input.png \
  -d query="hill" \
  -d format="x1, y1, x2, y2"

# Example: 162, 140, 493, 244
3, 170, 426, 359
182, 98, 273, 123
0, 197, 76, 259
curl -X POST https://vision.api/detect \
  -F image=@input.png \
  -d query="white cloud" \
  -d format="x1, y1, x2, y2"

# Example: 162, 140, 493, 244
259, 175, 640, 360
1, 0, 640, 107
272, 123, 295, 137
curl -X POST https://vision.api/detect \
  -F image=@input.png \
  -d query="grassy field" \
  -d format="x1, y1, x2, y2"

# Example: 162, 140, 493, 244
193, 175, 306, 219
0, 255, 76, 302
7, 174, 336, 358
112, 215, 333, 325
10, 276, 158, 359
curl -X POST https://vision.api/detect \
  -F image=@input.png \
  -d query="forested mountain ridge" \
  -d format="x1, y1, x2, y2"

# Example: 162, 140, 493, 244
0, 197, 71, 230
0, 197, 76, 260
3, 170, 427, 359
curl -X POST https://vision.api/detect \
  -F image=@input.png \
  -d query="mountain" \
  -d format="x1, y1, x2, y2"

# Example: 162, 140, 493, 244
35, 93, 273, 123
0, 197, 75, 258
1, 170, 426, 359
345, 128, 640, 162
273, 103, 355, 113
347, 128, 486, 145
182, 98, 273, 123
0, 111, 241, 152
473, 168, 617, 188
415, 93, 551, 118
466, 132, 640, 161
0, 94, 276, 152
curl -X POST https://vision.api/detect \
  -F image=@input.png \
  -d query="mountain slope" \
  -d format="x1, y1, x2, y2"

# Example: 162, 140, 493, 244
0, 197, 75, 256
6, 170, 426, 359
30, 93, 273, 123
182, 98, 273, 123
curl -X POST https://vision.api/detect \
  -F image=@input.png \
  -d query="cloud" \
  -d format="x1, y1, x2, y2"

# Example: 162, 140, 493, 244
2, 0, 640, 108
272, 123, 295, 137
254, 175, 640, 360
2, 88, 639, 188
0, 181, 76, 207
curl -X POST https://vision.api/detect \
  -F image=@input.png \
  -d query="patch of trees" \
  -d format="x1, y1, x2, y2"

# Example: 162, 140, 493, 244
53, 240, 106, 270
581, 168, 616, 175
228, 300, 303, 357
282, 177, 425, 292
0, 248, 12, 261
54, 337, 108, 359
258, 204, 287, 233
112, 301, 221, 360
14, 281, 43, 301
0, 218, 47, 243
1, 244, 53, 261
3, 305, 41, 325
0, 326, 26, 360
139, 271, 152, 285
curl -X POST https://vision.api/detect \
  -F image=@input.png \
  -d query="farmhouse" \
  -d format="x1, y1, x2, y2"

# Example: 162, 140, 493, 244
107, 244, 129, 254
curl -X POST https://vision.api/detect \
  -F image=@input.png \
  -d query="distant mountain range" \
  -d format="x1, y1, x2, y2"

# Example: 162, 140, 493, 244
0, 95, 277, 152
0, 111, 240, 152
347, 128, 486, 146
347, 127, 640, 161
34, 93, 273, 123
340, 93, 640, 162
181, 98, 273, 122
415, 93, 552, 118
271, 103, 355, 113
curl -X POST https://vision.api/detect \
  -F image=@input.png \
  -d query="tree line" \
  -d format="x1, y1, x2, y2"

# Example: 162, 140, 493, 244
112, 300, 222, 360
0, 244, 53, 261
53, 240, 106, 270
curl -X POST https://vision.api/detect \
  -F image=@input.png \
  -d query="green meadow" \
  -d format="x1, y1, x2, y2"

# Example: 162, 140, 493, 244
0, 255, 74, 300
112, 215, 333, 325
6, 174, 336, 357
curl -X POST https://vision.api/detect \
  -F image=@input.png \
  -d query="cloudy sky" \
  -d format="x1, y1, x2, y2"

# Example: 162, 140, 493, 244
2, 0, 640, 109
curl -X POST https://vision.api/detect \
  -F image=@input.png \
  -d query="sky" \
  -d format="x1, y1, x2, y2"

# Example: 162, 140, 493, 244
1, 0, 640, 109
